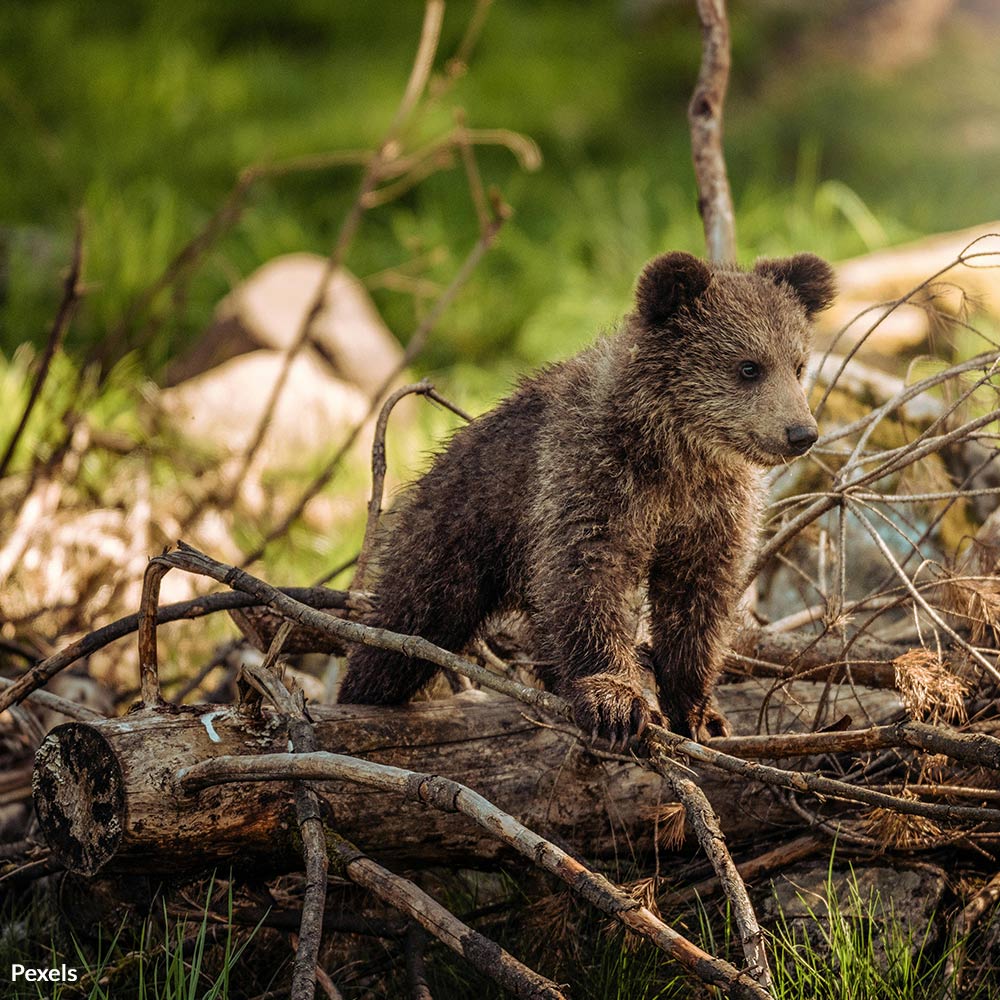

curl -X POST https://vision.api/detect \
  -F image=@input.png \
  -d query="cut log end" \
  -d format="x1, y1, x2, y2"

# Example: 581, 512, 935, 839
33, 723, 125, 876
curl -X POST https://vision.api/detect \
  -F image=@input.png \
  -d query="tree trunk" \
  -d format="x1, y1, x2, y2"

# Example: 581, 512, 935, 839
32, 681, 902, 877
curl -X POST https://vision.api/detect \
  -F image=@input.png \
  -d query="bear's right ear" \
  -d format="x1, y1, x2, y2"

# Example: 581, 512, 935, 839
754, 253, 836, 318
634, 252, 712, 328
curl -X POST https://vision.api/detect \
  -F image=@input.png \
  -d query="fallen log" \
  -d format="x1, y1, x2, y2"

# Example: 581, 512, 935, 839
32, 680, 901, 877
731, 628, 906, 687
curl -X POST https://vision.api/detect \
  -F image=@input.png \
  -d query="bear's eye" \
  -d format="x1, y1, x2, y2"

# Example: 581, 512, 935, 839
739, 361, 761, 382
796, 363, 805, 379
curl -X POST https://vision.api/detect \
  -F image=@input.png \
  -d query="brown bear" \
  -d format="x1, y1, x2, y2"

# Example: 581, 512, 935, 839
338, 251, 836, 744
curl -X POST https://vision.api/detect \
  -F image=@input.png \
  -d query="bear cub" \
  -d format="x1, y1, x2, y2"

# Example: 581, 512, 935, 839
338, 251, 836, 744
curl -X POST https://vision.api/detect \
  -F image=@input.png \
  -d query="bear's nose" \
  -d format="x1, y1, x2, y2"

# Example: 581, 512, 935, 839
786, 424, 818, 453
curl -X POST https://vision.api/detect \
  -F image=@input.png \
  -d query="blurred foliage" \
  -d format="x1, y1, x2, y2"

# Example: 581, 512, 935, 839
2, 0, 999, 377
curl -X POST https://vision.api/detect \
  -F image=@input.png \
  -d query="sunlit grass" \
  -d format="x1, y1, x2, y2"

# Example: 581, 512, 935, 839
3, 879, 264, 1000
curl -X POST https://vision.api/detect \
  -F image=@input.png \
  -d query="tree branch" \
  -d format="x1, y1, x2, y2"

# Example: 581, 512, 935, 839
689, 0, 736, 263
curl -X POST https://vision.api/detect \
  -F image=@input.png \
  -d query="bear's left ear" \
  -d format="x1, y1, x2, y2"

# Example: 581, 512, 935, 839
634, 251, 713, 328
754, 253, 836, 318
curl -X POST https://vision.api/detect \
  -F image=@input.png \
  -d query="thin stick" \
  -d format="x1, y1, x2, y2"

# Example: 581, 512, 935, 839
386, 1, 445, 139
353, 381, 432, 590
240, 662, 328, 1000
90, 152, 369, 375
813, 239, 1000, 423
712, 720, 1000, 767
866, 784, 1000, 802
654, 753, 771, 987
688, 0, 736, 263
0, 217, 84, 478
664, 835, 824, 907
169, 544, 566, 715
455, 109, 491, 232
137, 559, 170, 707
750, 401, 1000, 582
815, 349, 1000, 449
352, 379, 471, 589
180, 752, 772, 1000
444, 0, 494, 79
313, 963, 344, 1000
847, 500, 1000, 683
173, 639, 243, 704
324, 832, 567, 1000
225, 0, 445, 498
405, 924, 433, 1000
645, 729, 1000, 825
0, 676, 105, 722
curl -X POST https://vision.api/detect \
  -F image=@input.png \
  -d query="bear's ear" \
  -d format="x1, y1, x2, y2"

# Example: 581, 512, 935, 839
634, 252, 712, 328
754, 253, 836, 318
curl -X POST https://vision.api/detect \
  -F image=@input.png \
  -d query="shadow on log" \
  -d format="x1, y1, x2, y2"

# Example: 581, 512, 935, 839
32, 680, 902, 877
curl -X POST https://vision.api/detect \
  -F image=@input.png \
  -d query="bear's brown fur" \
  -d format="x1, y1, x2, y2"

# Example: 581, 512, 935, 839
338, 251, 836, 743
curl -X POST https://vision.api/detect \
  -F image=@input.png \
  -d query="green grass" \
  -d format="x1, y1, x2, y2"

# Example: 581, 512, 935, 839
4, 856, 1000, 998
0, 879, 260, 1000
768, 865, 955, 1000
2, 878, 265, 1000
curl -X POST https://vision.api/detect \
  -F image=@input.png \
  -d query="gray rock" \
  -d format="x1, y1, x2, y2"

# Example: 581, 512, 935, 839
165, 254, 403, 394
762, 862, 947, 966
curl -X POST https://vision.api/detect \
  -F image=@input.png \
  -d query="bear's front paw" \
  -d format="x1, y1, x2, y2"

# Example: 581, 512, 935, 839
661, 695, 731, 741
690, 702, 731, 741
566, 674, 661, 750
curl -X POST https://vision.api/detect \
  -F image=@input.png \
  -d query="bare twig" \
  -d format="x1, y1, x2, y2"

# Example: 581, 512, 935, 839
751, 397, 1000, 582
162, 543, 565, 714
688, 0, 736, 263
813, 349, 1000, 451
645, 729, 1000, 825
664, 835, 824, 908
173, 639, 244, 703
240, 661, 328, 1000
158, 542, 1000, 827
405, 924, 433, 1000
813, 239, 1000, 423
0, 676, 105, 723
137, 558, 170, 708
223, 0, 446, 501
90, 152, 369, 375
712, 719, 1000, 769
440, 0, 494, 83
313, 962, 344, 1000
352, 380, 471, 591
323, 831, 567, 1000
0, 217, 84, 479
653, 753, 771, 987
847, 500, 1000, 683
455, 110, 491, 233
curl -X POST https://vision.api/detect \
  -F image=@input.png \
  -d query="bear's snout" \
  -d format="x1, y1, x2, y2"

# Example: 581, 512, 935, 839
785, 423, 818, 455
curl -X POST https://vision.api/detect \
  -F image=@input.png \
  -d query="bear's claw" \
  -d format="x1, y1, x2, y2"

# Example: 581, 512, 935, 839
659, 693, 731, 742
567, 673, 660, 750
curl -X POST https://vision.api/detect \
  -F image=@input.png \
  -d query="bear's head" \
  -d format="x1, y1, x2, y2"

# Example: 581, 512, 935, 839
632, 250, 836, 467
